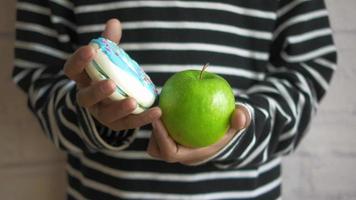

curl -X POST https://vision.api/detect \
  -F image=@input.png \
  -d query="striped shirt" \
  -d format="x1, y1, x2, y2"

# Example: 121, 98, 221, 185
13, 0, 337, 199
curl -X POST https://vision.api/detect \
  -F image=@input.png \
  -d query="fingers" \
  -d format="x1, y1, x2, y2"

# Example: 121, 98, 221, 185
147, 133, 161, 158
64, 45, 95, 88
94, 98, 137, 124
76, 80, 116, 108
102, 18, 122, 44
109, 107, 162, 131
230, 104, 251, 131
64, 18, 122, 88
151, 120, 179, 162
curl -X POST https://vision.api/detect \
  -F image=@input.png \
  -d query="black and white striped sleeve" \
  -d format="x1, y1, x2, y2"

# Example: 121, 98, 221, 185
205, 0, 337, 168
12, 0, 136, 154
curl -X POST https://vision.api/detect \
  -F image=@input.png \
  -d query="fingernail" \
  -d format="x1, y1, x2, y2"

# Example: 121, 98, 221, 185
242, 114, 247, 129
152, 121, 156, 129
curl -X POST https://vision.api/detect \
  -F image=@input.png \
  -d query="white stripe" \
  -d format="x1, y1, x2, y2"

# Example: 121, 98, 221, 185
79, 21, 272, 40
238, 133, 271, 168
14, 59, 46, 69
266, 63, 316, 107
78, 155, 281, 182
48, 79, 75, 138
17, 2, 51, 15
277, 0, 310, 17
17, 2, 76, 33
239, 133, 256, 159
263, 148, 268, 162
67, 186, 86, 200
254, 105, 270, 119
28, 68, 47, 107
33, 84, 52, 103
258, 97, 277, 164
136, 130, 151, 139
205, 102, 255, 163
210, 129, 248, 162
16, 22, 57, 37
58, 107, 82, 137
301, 63, 329, 91
67, 164, 281, 199
206, 132, 254, 164
268, 78, 297, 116
65, 86, 76, 111
234, 104, 256, 161
28, 69, 48, 102
279, 92, 305, 141
104, 150, 154, 160
77, 24, 104, 33
50, 0, 74, 10
124, 21, 272, 40
274, 10, 329, 39
80, 107, 138, 151
314, 58, 337, 70
36, 109, 53, 139
75, 1, 276, 19
48, 90, 82, 153
76, 109, 99, 150
294, 71, 314, 96
13, 69, 32, 84
142, 64, 265, 80
248, 85, 279, 94
282, 45, 336, 63
121, 42, 268, 60
55, 80, 75, 106
52, 15, 77, 31
16, 22, 71, 43
275, 142, 294, 156
266, 95, 292, 125
287, 28, 332, 44
214, 101, 256, 162
15, 41, 70, 59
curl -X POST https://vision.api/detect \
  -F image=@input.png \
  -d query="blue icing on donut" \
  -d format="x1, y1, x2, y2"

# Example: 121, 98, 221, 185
90, 37, 157, 96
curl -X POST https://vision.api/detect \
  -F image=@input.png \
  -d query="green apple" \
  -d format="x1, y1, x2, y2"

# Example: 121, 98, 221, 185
159, 64, 235, 148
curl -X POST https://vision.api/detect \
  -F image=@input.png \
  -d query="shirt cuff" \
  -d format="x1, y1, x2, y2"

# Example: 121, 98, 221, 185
72, 89, 137, 151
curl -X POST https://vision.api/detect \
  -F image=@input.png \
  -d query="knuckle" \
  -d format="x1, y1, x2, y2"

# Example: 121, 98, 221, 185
117, 100, 133, 113
125, 119, 139, 129
160, 151, 176, 163
87, 83, 106, 104
63, 61, 73, 78
125, 116, 145, 129
95, 109, 107, 122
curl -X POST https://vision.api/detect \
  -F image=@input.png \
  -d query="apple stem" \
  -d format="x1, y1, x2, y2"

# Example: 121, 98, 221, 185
199, 63, 209, 79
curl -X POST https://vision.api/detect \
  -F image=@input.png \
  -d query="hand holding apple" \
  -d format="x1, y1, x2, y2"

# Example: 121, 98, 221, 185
146, 105, 250, 165
159, 64, 237, 148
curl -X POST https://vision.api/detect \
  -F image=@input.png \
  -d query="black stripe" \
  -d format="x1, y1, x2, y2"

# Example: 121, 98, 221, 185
68, 155, 281, 194
76, 7, 275, 32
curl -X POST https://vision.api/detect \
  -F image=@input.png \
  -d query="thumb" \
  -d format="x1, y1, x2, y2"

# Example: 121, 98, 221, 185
102, 18, 122, 44
230, 104, 251, 131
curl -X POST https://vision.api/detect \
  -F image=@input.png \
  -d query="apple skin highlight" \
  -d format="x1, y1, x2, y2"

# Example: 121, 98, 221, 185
159, 67, 235, 148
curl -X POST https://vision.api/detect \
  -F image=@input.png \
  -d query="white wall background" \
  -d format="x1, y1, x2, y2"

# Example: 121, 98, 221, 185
0, 0, 355, 199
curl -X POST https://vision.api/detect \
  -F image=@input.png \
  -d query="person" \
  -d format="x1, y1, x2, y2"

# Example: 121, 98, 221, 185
13, 0, 337, 199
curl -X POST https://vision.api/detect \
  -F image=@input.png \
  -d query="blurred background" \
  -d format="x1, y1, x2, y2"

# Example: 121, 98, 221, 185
1, 1, 355, 200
